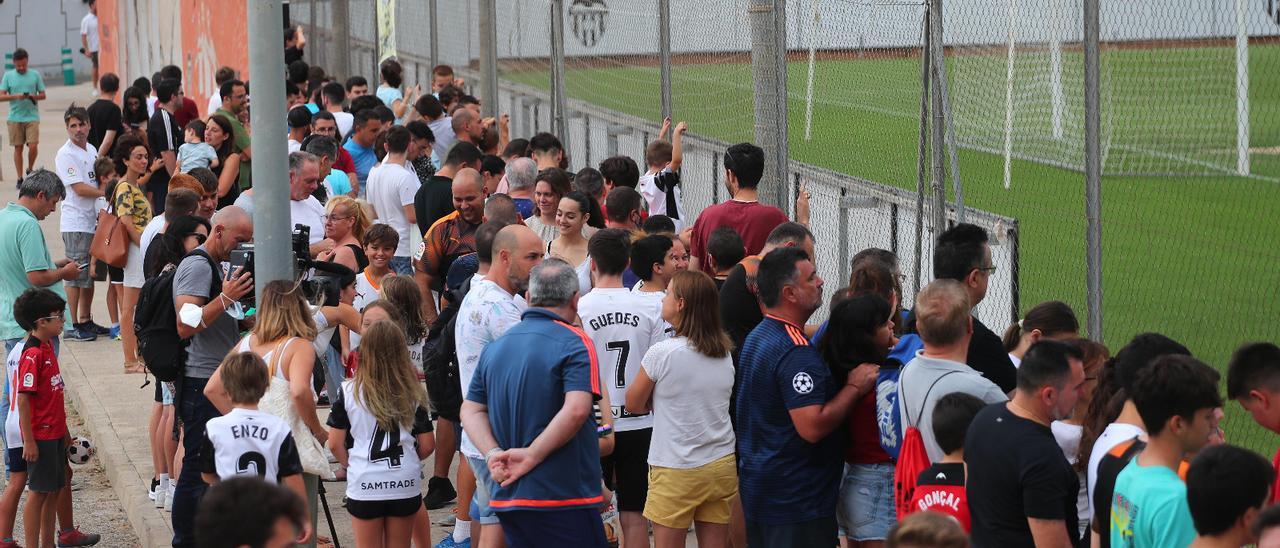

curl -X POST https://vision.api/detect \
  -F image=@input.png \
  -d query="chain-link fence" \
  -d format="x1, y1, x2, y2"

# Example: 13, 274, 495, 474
294, 0, 1280, 454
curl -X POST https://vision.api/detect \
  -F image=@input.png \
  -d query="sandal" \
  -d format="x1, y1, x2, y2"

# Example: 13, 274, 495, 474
124, 361, 147, 374
316, 535, 334, 548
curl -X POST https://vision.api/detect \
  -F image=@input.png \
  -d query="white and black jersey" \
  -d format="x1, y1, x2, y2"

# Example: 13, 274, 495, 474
578, 288, 670, 432
5, 344, 24, 450
327, 380, 433, 502
199, 408, 303, 484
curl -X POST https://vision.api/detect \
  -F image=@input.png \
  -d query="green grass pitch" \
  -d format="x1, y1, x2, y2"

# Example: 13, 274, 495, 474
507, 44, 1280, 454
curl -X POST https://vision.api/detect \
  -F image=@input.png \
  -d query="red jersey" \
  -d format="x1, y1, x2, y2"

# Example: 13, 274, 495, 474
1272, 448, 1280, 504
908, 462, 971, 532
333, 148, 356, 175
689, 200, 787, 271
17, 338, 67, 441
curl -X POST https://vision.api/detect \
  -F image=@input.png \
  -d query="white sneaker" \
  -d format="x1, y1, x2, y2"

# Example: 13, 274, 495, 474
154, 477, 168, 508
164, 481, 175, 512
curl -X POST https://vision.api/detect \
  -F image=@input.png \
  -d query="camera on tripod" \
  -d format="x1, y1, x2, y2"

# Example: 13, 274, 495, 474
227, 224, 345, 308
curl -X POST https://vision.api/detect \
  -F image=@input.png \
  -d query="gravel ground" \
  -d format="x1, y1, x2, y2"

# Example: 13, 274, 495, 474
4, 402, 141, 547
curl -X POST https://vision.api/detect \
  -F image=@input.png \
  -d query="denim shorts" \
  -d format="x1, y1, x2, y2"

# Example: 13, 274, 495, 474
836, 462, 896, 541
466, 456, 500, 525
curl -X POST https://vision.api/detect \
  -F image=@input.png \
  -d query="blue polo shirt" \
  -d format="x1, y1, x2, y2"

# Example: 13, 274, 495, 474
343, 139, 377, 188
467, 308, 604, 512
734, 314, 842, 525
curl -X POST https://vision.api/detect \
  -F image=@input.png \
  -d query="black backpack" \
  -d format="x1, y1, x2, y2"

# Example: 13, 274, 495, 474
135, 249, 219, 382
421, 278, 472, 422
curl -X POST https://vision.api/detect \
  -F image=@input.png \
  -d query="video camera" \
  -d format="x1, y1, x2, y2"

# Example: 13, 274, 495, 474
227, 224, 346, 308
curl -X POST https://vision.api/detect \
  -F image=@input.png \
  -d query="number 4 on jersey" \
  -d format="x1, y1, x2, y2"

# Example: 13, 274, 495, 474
369, 424, 404, 469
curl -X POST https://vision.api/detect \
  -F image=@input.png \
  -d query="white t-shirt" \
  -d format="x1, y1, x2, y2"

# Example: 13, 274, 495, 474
55, 140, 100, 234
637, 167, 686, 231
139, 214, 166, 262
365, 162, 420, 258
641, 337, 736, 468
1052, 421, 1091, 537
333, 111, 354, 139
147, 96, 157, 117
579, 287, 669, 432
5, 344, 24, 450
290, 197, 326, 244
428, 117, 456, 160
207, 94, 222, 118
455, 278, 526, 458
201, 408, 301, 484
80, 13, 99, 52
1009, 353, 1022, 368
330, 381, 431, 502
287, 139, 302, 154
348, 270, 382, 349
1086, 421, 1146, 509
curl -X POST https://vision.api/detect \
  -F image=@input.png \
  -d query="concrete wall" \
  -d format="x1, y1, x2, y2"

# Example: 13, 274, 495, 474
0, 0, 96, 85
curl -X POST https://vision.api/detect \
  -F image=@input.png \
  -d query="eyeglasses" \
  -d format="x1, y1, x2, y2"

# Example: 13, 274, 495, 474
38, 313, 64, 323
323, 214, 352, 223
185, 233, 208, 244
975, 265, 997, 274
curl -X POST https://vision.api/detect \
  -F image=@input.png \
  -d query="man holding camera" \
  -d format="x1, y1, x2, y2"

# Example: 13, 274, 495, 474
0, 48, 46, 185
168, 206, 255, 547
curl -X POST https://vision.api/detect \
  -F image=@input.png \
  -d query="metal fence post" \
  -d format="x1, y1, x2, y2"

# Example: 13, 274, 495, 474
332, 0, 351, 78
550, 0, 569, 149
429, 0, 438, 70
914, 9, 931, 295
926, 0, 947, 236
1083, 0, 1104, 342
248, 0, 292, 287
479, 0, 499, 118
749, 0, 789, 209
929, 0, 965, 225
659, 0, 673, 122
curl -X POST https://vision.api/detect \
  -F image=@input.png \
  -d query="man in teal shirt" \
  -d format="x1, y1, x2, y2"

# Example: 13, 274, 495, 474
1110, 355, 1222, 548
0, 170, 79, 350
0, 49, 47, 184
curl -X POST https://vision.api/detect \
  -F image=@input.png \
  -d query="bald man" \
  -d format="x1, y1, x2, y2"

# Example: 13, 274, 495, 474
416, 167, 487, 324
451, 109, 486, 147
483, 193, 522, 226
452, 223, 545, 546
171, 205, 256, 544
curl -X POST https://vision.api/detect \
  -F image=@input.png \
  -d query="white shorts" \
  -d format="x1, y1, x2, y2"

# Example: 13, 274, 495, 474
123, 243, 144, 288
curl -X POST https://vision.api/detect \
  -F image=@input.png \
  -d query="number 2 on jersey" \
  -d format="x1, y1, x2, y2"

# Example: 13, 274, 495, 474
606, 340, 631, 389
237, 451, 267, 477
369, 424, 404, 469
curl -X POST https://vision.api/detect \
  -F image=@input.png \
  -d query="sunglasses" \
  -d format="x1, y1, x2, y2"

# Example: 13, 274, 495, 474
185, 233, 208, 244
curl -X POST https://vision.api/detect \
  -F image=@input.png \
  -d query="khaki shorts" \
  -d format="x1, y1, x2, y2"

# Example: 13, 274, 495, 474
7, 121, 38, 147
643, 453, 738, 529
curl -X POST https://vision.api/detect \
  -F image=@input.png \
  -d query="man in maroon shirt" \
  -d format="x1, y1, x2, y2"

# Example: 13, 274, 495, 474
689, 143, 789, 272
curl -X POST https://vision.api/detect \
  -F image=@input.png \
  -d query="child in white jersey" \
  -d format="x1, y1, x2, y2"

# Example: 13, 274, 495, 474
327, 321, 434, 548
199, 352, 309, 543
0, 343, 27, 547
636, 118, 687, 229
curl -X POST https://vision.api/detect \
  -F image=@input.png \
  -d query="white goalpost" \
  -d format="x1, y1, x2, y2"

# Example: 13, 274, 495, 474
1236, 0, 1251, 176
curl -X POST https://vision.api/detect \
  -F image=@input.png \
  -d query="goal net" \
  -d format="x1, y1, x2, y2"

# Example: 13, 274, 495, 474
946, 0, 1268, 181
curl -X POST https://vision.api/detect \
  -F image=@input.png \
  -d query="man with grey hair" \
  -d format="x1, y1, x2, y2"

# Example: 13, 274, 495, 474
461, 257, 609, 546
232, 151, 327, 255
897, 279, 1007, 463
303, 134, 343, 201
504, 156, 537, 219
0, 170, 79, 353
482, 193, 521, 226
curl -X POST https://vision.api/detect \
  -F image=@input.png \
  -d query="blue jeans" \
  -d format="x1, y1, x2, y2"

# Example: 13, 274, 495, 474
466, 456, 500, 525
836, 462, 896, 541
171, 376, 221, 547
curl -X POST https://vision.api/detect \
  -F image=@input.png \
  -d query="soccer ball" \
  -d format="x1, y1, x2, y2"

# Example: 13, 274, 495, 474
66, 437, 93, 465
